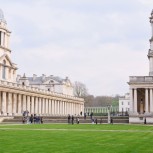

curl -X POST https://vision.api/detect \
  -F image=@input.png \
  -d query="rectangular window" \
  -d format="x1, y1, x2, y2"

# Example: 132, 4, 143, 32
128, 102, 130, 105
122, 102, 123, 105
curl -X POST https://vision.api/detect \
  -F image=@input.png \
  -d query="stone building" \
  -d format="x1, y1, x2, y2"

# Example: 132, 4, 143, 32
0, 9, 84, 116
128, 10, 153, 123
119, 93, 130, 113
17, 74, 74, 96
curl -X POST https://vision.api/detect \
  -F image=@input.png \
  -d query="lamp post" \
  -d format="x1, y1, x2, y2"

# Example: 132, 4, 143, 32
107, 105, 111, 124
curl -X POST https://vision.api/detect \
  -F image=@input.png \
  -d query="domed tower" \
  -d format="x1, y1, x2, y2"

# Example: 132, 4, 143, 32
0, 9, 17, 82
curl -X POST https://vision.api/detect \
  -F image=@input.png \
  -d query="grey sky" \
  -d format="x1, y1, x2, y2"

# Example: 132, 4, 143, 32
0, 0, 152, 96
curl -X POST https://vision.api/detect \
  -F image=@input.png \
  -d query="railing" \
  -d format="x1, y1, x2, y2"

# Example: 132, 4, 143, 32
129, 76, 153, 82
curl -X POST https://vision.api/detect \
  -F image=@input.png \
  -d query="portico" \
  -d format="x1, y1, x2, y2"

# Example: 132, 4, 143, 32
128, 10, 153, 123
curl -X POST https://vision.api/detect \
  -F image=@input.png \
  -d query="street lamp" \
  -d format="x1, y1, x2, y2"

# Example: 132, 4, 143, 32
107, 105, 111, 124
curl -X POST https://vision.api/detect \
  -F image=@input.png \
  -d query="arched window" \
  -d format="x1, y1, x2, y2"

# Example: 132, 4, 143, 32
2, 60, 6, 79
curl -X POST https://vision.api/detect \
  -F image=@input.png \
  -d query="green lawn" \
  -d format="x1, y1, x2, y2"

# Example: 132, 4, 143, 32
0, 124, 153, 153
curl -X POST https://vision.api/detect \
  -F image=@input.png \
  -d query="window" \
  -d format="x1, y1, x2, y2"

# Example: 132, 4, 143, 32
128, 102, 130, 105
122, 101, 124, 105
2, 60, 6, 79
0, 31, 1, 45
49, 80, 54, 84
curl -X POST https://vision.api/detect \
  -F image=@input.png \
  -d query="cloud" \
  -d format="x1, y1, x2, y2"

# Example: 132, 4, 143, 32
1, 0, 152, 96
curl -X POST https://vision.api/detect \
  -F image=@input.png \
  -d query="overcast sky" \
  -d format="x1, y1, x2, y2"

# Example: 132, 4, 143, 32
1, 0, 153, 96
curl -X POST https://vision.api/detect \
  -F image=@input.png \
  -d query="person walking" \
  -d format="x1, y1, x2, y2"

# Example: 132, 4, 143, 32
77, 117, 80, 124
144, 117, 147, 124
110, 117, 113, 124
72, 115, 74, 125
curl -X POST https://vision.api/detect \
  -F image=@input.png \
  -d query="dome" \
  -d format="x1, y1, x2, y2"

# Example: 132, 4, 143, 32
0, 9, 6, 23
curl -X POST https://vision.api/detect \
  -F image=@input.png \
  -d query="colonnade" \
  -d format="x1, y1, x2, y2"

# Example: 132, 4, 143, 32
0, 81, 84, 116
130, 88, 153, 114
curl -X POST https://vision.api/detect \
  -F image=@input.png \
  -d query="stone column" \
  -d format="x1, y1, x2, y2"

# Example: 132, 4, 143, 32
52, 100, 54, 115
38, 98, 41, 115
145, 88, 149, 113
42, 98, 45, 115
0, 91, 2, 113
130, 88, 133, 113
17, 94, 22, 115
46, 99, 48, 115
12, 93, 17, 115
27, 96, 30, 113
48, 99, 52, 115
64, 102, 66, 115
54, 100, 57, 115
59, 101, 61, 115
7, 93, 12, 115
35, 97, 38, 114
31, 96, 34, 114
0, 66, 2, 80
62, 101, 64, 115
2, 92, 6, 115
150, 89, 153, 113
134, 88, 138, 114
57, 100, 59, 115
22, 95, 26, 112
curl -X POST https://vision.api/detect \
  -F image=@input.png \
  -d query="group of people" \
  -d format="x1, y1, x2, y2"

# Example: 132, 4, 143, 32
22, 114, 43, 124
68, 114, 80, 124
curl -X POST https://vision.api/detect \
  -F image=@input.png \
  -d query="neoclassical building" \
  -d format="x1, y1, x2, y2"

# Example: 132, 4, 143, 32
119, 93, 130, 113
128, 10, 153, 123
17, 74, 74, 96
0, 9, 84, 116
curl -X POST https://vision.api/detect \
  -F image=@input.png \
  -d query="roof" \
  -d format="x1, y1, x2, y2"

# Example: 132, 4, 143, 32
27, 75, 66, 85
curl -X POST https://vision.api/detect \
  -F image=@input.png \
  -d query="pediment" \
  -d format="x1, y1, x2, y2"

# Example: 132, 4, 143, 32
0, 54, 13, 66
42, 78, 60, 85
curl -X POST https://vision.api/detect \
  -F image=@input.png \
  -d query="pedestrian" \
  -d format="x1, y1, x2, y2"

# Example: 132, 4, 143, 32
68, 114, 71, 124
110, 117, 113, 124
95, 118, 97, 124
144, 117, 147, 124
40, 117, 43, 124
77, 117, 79, 124
30, 114, 33, 124
72, 115, 74, 125
84, 113, 86, 120
100, 118, 102, 124
80, 111, 82, 116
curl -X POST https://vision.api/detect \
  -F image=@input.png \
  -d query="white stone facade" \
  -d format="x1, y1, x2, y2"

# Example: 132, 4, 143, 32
0, 9, 84, 116
119, 93, 130, 112
17, 74, 74, 96
128, 10, 153, 123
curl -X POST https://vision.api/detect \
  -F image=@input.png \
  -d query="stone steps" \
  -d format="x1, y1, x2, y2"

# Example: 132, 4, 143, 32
1, 116, 129, 124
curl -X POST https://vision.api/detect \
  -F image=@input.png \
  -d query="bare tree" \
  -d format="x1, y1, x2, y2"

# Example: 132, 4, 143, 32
73, 81, 88, 98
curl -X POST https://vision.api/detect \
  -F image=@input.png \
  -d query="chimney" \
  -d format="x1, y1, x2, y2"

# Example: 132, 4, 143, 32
42, 74, 46, 81
33, 74, 37, 81
16, 75, 21, 82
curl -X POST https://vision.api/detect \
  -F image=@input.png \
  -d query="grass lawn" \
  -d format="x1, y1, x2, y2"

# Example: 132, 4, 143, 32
0, 124, 153, 153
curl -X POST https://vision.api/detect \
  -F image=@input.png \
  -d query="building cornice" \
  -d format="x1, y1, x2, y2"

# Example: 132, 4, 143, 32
0, 45, 11, 52
0, 80, 84, 103
0, 27, 11, 33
